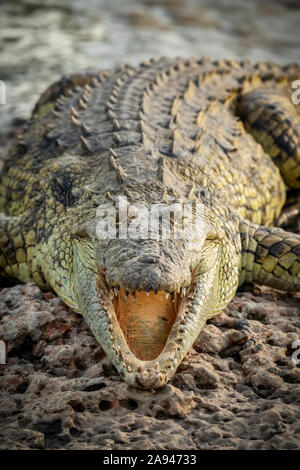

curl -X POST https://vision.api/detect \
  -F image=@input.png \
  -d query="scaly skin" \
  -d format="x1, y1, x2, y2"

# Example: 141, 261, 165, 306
0, 58, 299, 389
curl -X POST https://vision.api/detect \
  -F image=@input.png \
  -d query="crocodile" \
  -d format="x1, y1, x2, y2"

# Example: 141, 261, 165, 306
0, 57, 300, 389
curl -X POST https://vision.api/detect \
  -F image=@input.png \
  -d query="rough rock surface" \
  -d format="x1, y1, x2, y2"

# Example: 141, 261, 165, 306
0, 283, 299, 450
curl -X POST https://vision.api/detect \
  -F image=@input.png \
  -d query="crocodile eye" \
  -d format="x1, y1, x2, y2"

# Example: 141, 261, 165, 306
52, 174, 81, 207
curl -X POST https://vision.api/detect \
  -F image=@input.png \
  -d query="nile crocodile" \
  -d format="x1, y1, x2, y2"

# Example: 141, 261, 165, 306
0, 57, 300, 389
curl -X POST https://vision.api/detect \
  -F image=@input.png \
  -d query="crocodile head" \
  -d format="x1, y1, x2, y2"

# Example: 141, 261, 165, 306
46, 197, 240, 389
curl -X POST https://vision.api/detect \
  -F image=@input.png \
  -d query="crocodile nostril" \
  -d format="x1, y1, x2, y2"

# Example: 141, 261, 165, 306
137, 256, 160, 264
104, 246, 191, 293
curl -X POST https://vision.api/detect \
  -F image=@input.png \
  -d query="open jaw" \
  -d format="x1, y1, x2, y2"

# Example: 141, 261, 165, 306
88, 266, 218, 389
102, 287, 188, 362
72, 242, 219, 389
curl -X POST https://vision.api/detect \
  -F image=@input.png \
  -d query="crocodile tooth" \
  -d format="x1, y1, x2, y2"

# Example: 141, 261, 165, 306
183, 287, 186, 296
165, 293, 169, 299
147, 291, 150, 296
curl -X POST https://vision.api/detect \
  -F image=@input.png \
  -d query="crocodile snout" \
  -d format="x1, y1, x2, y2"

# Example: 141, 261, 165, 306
105, 255, 191, 293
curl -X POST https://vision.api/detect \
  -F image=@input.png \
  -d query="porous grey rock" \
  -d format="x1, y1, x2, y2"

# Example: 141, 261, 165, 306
0, 283, 299, 450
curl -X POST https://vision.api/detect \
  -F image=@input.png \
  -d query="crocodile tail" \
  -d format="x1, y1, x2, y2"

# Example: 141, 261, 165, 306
237, 81, 300, 189
239, 219, 300, 292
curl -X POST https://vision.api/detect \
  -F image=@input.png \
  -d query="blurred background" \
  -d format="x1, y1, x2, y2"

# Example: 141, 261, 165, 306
0, 0, 299, 134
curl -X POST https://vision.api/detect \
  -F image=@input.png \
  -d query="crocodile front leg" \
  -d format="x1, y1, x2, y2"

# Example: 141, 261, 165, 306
239, 219, 300, 291
0, 214, 50, 289
0, 215, 30, 283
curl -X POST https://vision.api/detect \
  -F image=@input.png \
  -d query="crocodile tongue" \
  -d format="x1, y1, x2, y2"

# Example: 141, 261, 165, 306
114, 290, 177, 361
